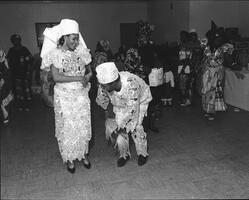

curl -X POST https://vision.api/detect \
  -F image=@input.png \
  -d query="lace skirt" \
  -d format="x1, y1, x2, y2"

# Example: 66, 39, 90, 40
53, 83, 92, 163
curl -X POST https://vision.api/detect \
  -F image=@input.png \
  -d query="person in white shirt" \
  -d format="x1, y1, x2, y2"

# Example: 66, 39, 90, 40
96, 62, 152, 167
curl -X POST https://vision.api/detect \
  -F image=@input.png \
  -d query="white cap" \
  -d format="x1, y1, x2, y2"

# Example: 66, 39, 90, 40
96, 62, 119, 84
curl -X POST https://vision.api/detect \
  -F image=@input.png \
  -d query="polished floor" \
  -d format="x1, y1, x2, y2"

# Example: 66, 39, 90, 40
1, 95, 249, 200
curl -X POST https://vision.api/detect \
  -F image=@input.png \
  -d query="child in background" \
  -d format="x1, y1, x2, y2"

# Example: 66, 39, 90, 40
149, 52, 164, 121
161, 65, 174, 106
177, 48, 193, 107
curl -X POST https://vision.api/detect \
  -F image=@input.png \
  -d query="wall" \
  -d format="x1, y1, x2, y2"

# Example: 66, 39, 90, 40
237, 1, 249, 38
148, 0, 189, 44
0, 1, 147, 55
2, 0, 248, 56
189, 0, 249, 39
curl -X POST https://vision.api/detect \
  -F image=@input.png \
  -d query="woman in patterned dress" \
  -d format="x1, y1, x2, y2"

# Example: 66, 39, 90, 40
200, 25, 227, 120
40, 19, 92, 173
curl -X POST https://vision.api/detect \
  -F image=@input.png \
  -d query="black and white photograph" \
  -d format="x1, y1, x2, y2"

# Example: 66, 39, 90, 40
0, 0, 249, 199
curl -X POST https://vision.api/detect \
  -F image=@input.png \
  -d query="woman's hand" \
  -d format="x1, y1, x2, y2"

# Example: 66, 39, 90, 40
105, 103, 115, 118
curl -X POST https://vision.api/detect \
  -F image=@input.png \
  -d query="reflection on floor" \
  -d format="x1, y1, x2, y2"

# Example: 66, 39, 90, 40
1, 95, 249, 200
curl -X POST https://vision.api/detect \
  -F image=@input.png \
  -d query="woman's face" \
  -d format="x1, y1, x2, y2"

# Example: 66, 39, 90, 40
65, 34, 79, 50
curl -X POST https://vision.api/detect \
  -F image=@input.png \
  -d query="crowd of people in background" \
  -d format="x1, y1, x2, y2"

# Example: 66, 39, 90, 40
0, 34, 33, 124
1, 19, 247, 136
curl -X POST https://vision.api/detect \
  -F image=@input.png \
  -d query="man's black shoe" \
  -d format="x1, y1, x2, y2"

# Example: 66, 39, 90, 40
117, 155, 130, 167
138, 155, 148, 166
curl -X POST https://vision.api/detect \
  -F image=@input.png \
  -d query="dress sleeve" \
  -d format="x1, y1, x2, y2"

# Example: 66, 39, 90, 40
77, 45, 92, 66
40, 50, 61, 71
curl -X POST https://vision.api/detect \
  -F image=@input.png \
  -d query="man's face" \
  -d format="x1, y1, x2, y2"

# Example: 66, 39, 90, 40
65, 34, 79, 51
101, 82, 116, 93
12, 38, 21, 46
101, 77, 121, 93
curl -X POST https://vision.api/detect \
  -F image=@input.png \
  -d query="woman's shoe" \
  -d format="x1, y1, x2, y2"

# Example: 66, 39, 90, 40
82, 158, 91, 169
67, 161, 75, 174
117, 155, 130, 167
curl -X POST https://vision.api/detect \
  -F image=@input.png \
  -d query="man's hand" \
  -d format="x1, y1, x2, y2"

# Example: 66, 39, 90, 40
80, 76, 88, 88
105, 103, 115, 118
111, 128, 127, 140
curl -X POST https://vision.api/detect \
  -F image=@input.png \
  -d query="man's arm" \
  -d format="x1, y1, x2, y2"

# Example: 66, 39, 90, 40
96, 85, 110, 110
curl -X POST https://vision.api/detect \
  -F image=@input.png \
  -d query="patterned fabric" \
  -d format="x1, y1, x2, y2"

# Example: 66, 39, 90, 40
124, 48, 147, 81
41, 47, 92, 163
201, 45, 227, 114
91, 46, 109, 100
96, 71, 152, 157
136, 20, 155, 47
177, 48, 194, 102
0, 59, 13, 122
40, 70, 54, 107
93, 52, 108, 70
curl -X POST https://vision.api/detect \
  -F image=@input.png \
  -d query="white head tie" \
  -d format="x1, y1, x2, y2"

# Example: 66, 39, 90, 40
40, 19, 88, 58
96, 62, 119, 84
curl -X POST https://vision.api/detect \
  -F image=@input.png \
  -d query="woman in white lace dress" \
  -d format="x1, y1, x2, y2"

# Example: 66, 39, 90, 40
40, 19, 92, 173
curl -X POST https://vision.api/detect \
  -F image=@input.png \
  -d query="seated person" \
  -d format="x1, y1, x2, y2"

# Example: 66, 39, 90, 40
222, 43, 242, 71
222, 43, 245, 79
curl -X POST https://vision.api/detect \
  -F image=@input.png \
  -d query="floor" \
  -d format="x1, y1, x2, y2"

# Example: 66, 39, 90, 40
1, 95, 249, 200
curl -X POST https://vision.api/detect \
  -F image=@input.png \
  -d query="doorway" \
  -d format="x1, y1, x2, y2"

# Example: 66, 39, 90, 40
120, 23, 137, 49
